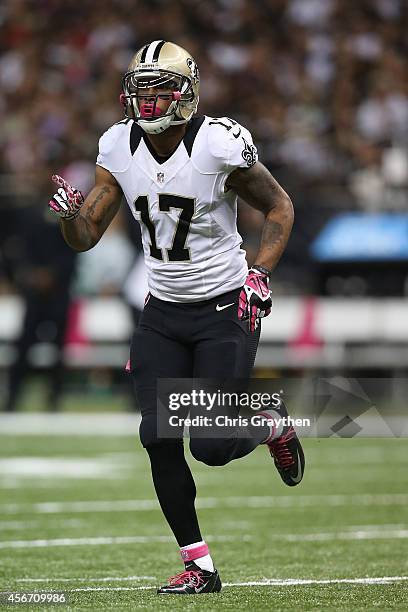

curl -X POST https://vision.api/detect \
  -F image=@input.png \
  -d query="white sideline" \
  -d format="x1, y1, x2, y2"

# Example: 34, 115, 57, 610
0, 534, 251, 550
2, 493, 408, 515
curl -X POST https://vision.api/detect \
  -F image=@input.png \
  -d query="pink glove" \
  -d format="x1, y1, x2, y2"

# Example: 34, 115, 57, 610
238, 266, 272, 332
48, 175, 84, 220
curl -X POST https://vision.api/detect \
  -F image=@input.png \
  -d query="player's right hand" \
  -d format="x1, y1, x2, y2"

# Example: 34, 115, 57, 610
48, 175, 84, 220
238, 266, 272, 333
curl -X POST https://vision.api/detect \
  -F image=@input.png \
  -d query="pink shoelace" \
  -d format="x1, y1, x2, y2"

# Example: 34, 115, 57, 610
269, 428, 296, 468
168, 570, 204, 587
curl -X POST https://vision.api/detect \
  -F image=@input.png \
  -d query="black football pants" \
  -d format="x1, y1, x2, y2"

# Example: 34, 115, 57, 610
130, 288, 266, 546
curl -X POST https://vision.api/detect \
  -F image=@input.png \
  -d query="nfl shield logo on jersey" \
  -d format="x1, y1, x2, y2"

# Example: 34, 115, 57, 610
157, 172, 165, 183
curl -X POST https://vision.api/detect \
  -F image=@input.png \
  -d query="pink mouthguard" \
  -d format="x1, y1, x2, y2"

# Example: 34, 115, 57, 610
140, 104, 163, 118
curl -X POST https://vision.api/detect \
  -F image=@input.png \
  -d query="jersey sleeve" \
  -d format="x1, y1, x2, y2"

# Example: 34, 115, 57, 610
96, 122, 132, 174
206, 117, 259, 175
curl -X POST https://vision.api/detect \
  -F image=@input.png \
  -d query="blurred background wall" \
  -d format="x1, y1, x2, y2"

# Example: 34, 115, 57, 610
0, 0, 407, 410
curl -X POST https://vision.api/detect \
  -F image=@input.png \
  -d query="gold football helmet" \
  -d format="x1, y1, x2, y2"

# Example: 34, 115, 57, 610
120, 40, 200, 134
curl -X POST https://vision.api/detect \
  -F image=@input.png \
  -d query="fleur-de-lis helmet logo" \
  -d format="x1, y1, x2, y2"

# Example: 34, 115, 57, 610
186, 57, 199, 83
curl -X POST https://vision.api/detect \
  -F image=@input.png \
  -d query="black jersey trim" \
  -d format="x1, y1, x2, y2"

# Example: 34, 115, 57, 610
136, 115, 205, 164
141, 132, 173, 164
130, 121, 143, 155
183, 115, 205, 156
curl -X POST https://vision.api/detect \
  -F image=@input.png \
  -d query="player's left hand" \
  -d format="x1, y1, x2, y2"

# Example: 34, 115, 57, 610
238, 266, 272, 332
48, 175, 84, 220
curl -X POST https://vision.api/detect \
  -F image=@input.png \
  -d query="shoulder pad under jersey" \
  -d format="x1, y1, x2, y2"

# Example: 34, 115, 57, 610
192, 116, 258, 175
96, 120, 133, 174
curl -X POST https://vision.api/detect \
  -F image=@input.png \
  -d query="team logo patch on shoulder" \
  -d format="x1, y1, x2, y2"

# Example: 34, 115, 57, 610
241, 138, 257, 167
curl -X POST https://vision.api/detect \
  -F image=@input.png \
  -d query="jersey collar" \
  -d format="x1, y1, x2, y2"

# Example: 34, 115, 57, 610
129, 116, 205, 163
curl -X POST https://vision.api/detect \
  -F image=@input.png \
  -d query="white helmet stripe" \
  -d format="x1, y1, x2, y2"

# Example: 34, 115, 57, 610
144, 40, 164, 63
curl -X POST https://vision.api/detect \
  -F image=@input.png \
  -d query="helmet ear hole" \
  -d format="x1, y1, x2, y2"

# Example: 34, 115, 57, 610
119, 92, 127, 107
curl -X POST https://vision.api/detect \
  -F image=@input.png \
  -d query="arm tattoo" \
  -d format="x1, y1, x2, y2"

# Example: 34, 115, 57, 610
61, 181, 120, 251
86, 186, 111, 218
261, 220, 283, 247
227, 163, 293, 271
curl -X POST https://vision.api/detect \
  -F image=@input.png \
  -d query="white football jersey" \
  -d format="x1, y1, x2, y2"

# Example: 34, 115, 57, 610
96, 115, 258, 302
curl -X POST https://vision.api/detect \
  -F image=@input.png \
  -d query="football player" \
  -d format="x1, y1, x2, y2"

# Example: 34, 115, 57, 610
49, 41, 305, 595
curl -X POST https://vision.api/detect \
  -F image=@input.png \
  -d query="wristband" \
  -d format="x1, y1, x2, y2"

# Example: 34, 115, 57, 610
251, 265, 272, 278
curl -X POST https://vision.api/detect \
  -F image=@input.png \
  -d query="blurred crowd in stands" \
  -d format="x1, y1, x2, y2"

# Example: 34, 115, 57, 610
0, 0, 407, 409
1, 0, 407, 297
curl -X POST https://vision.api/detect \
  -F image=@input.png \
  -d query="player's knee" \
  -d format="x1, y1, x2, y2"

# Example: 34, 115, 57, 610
139, 416, 160, 448
144, 438, 184, 464
139, 414, 184, 449
189, 439, 230, 466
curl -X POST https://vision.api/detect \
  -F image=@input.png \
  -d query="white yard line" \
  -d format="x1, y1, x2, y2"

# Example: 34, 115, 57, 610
68, 585, 155, 592
1, 413, 407, 441
13, 575, 408, 587
2, 526, 408, 549
17, 576, 156, 583
0, 456, 130, 481
0, 519, 84, 530
18, 576, 405, 592
0, 534, 251, 550
2, 493, 408, 515
280, 529, 408, 541
225, 576, 408, 587
0, 414, 141, 436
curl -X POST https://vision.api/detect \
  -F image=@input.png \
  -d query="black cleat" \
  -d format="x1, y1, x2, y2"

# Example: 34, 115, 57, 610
259, 404, 305, 487
157, 562, 222, 595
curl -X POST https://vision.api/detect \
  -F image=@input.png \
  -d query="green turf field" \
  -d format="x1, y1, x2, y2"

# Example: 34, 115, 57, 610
0, 416, 407, 611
